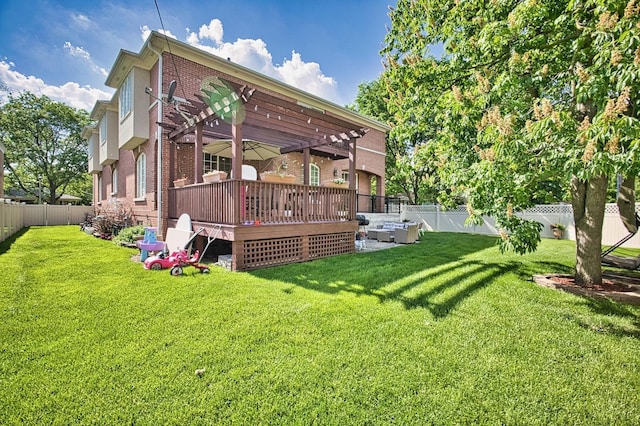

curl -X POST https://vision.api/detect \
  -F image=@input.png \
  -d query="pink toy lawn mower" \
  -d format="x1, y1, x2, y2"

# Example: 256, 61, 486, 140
143, 226, 220, 275
144, 248, 210, 275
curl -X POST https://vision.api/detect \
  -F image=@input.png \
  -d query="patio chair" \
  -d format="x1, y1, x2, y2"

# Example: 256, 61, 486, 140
395, 223, 418, 244
242, 164, 258, 180
417, 222, 426, 237
376, 230, 394, 242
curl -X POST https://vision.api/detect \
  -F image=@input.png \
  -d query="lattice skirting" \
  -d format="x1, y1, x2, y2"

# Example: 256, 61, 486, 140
239, 232, 354, 270
309, 232, 354, 259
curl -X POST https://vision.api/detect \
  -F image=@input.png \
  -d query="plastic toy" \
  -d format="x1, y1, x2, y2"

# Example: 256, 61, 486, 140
144, 248, 210, 275
143, 225, 221, 275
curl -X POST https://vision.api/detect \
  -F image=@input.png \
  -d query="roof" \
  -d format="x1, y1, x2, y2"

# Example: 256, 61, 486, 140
108, 32, 389, 133
98, 31, 389, 159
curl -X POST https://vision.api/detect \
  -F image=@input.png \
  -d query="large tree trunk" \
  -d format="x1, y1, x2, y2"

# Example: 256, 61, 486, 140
570, 174, 608, 286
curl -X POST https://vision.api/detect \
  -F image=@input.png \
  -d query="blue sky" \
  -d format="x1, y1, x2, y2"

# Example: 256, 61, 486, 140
0, 0, 393, 112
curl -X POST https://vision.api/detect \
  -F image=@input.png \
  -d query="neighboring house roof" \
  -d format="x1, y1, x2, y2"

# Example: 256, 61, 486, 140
59, 194, 82, 202
3, 188, 37, 203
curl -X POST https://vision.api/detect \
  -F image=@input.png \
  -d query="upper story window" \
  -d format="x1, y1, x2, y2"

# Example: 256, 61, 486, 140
100, 117, 107, 145
119, 72, 133, 119
136, 153, 146, 198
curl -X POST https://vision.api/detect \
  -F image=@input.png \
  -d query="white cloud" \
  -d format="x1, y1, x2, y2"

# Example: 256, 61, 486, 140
182, 19, 342, 104
141, 25, 177, 43
197, 19, 223, 45
279, 51, 340, 103
71, 13, 92, 30
64, 42, 108, 78
0, 60, 112, 111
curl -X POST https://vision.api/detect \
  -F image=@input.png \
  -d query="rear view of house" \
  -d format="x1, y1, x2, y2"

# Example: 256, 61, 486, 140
84, 31, 388, 270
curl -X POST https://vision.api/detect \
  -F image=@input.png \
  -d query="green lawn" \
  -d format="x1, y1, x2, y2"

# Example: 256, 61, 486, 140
1, 226, 639, 424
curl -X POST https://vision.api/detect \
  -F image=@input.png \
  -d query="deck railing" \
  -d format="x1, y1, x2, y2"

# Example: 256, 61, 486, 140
168, 179, 356, 225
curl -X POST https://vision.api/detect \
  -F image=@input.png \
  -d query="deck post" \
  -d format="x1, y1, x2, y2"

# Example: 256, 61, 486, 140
348, 137, 356, 191
232, 240, 244, 271
231, 111, 243, 180
194, 121, 204, 183
303, 148, 310, 186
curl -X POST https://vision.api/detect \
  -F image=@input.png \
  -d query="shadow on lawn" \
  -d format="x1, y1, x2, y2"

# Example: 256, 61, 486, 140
380, 259, 515, 318
252, 233, 640, 327
0, 227, 28, 256
253, 233, 518, 318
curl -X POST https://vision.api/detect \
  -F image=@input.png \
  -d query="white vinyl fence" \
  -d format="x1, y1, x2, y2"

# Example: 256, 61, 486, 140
0, 200, 24, 243
0, 200, 94, 243
402, 203, 640, 249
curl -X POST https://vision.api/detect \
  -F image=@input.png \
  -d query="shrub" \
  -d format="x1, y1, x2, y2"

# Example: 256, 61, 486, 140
112, 225, 145, 246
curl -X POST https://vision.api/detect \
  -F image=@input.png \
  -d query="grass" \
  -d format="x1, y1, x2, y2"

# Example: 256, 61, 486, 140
1, 226, 639, 424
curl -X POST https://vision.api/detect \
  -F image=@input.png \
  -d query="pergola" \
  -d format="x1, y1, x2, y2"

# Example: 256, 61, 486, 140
158, 78, 369, 187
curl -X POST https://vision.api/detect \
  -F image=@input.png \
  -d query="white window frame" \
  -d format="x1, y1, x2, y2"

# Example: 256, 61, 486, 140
100, 117, 107, 145
136, 153, 146, 199
98, 174, 103, 202
119, 72, 133, 119
111, 166, 118, 196
309, 164, 320, 186
203, 153, 232, 174
342, 171, 357, 190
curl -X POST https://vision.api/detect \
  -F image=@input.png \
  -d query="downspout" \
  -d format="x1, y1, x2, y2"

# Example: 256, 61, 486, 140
148, 43, 163, 230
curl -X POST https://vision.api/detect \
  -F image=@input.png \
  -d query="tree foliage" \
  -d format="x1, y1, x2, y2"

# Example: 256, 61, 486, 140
381, 0, 640, 285
0, 92, 90, 204
352, 74, 445, 203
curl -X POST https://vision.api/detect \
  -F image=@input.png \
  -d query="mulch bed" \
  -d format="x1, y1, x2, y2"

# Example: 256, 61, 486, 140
532, 273, 640, 305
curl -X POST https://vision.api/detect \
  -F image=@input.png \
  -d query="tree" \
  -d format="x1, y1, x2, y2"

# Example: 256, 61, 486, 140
381, 0, 640, 286
0, 92, 91, 204
352, 76, 444, 204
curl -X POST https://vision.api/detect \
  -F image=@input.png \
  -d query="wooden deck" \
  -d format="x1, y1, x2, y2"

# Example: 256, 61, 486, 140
167, 180, 358, 270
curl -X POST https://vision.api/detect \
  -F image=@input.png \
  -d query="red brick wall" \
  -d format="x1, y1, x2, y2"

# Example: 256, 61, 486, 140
158, 53, 386, 219
95, 51, 386, 230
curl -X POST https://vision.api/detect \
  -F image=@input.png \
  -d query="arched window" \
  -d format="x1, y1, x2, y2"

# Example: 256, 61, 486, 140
136, 153, 146, 199
111, 166, 118, 196
98, 174, 103, 202
309, 163, 320, 186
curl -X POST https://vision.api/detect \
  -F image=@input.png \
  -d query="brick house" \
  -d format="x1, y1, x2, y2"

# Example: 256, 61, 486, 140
84, 31, 388, 270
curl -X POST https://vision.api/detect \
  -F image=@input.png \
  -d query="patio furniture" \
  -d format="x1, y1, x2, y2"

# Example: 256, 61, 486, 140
242, 164, 258, 180
394, 224, 418, 244
369, 222, 418, 244
376, 230, 395, 242
417, 222, 426, 237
